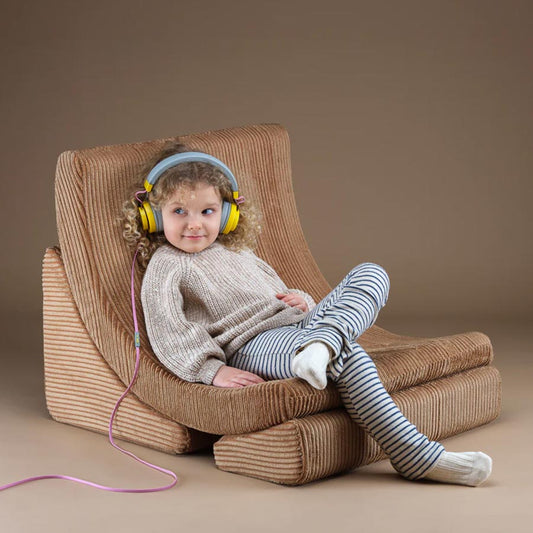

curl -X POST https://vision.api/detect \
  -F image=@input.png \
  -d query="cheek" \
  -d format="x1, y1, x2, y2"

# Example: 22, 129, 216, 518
212, 216, 222, 232
162, 226, 172, 241
162, 215, 181, 236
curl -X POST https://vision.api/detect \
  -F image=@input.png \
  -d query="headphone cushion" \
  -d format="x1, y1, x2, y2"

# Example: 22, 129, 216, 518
220, 201, 231, 233
153, 208, 163, 233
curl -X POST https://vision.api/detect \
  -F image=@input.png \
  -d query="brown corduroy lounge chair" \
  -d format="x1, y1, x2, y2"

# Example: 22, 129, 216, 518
42, 123, 501, 485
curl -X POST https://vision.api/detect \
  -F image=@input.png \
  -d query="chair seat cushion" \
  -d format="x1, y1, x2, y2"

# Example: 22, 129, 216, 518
44, 246, 494, 435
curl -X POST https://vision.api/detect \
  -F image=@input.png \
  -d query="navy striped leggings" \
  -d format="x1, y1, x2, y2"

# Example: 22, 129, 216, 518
228, 262, 445, 480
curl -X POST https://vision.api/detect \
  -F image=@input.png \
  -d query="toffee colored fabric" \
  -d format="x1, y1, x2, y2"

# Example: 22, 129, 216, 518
213, 366, 501, 485
44, 123, 502, 484
43, 244, 501, 484
43, 246, 216, 454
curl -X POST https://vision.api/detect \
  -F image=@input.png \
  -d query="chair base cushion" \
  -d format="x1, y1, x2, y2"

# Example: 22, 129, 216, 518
213, 366, 501, 485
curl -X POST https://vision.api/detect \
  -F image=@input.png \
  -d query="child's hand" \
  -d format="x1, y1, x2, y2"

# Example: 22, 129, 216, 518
212, 365, 266, 388
276, 292, 309, 312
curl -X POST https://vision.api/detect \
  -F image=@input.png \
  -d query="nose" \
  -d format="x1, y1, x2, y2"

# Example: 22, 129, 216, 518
187, 215, 202, 230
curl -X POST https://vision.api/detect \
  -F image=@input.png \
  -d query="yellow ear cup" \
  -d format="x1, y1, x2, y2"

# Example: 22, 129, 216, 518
139, 201, 158, 233
221, 204, 240, 234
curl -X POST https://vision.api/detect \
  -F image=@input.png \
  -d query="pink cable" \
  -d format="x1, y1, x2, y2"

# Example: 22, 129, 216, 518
1, 244, 178, 493
135, 189, 146, 204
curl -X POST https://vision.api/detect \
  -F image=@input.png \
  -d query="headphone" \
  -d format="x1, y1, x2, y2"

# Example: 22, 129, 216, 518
138, 152, 243, 235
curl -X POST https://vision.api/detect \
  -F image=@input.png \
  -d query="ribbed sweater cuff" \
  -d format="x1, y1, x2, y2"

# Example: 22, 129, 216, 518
199, 357, 226, 385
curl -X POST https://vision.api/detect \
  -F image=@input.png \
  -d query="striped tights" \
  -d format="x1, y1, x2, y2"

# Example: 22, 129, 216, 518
228, 262, 445, 480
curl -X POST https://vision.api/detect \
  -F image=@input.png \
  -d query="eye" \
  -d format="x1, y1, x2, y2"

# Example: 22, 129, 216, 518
203, 208, 215, 215
174, 208, 185, 215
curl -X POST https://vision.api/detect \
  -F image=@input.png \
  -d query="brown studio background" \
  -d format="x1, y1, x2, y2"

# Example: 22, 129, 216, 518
1, 2, 533, 532
1, 0, 532, 328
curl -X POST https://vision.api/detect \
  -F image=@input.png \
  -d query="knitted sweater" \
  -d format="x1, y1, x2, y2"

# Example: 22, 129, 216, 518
141, 241, 316, 385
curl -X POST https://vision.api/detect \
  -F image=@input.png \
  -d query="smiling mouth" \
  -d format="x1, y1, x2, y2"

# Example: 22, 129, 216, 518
184, 235, 204, 239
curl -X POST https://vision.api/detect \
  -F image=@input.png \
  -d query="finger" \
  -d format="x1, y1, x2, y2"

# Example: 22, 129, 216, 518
244, 379, 264, 387
242, 375, 265, 385
241, 375, 261, 384
245, 371, 265, 381
232, 380, 248, 387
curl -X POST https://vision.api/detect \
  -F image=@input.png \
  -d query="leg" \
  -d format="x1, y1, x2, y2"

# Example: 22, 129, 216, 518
291, 262, 390, 389
328, 343, 492, 485
327, 340, 445, 480
231, 267, 492, 486
229, 262, 389, 381
230, 325, 491, 486
293, 262, 390, 357
228, 325, 301, 380
230, 315, 443, 479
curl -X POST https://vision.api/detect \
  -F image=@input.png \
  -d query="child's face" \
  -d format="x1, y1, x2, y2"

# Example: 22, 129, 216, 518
160, 183, 223, 254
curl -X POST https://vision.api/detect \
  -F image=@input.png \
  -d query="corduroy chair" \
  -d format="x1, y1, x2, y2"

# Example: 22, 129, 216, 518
42, 123, 501, 485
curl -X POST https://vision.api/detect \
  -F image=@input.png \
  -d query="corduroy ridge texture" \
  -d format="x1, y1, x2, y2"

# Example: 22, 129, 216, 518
51, 123, 501, 439
43, 246, 217, 454
42, 242, 500, 459
213, 366, 501, 485
43, 243, 501, 468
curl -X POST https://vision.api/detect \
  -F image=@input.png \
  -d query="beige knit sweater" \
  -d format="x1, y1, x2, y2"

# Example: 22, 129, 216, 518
141, 242, 316, 385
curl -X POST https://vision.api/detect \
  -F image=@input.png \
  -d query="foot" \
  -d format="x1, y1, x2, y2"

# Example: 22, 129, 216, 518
291, 341, 332, 390
422, 451, 492, 487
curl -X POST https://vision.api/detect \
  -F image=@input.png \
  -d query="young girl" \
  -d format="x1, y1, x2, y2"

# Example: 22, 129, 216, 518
122, 141, 492, 487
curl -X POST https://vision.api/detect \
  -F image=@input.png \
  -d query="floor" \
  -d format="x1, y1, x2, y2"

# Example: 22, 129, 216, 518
1, 314, 532, 533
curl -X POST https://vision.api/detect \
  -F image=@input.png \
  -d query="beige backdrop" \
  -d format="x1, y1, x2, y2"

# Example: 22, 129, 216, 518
1, 0, 532, 323
1, 2, 533, 531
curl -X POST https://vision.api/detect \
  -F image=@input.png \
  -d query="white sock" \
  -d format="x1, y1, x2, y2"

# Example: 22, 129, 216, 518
291, 341, 332, 390
422, 451, 492, 487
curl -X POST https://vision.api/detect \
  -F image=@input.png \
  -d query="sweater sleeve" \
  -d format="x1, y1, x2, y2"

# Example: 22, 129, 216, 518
249, 251, 317, 311
141, 258, 226, 385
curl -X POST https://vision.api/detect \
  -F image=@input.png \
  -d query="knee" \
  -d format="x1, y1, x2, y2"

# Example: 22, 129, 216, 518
350, 262, 390, 307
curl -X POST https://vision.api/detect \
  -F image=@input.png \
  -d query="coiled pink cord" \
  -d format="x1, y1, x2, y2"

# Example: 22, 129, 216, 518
1, 244, 178, 493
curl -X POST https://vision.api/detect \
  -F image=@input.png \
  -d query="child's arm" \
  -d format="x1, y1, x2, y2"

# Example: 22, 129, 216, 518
142, 267, 227, 385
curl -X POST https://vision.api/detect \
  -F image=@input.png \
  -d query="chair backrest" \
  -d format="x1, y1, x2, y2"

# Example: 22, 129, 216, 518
55, 123, 331, 398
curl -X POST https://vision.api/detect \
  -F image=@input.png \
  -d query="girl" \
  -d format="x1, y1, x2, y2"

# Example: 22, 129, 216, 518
122, 141, 492, 487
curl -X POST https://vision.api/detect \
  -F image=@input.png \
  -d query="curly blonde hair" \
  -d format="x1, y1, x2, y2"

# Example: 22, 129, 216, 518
121, 140, 263, 272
